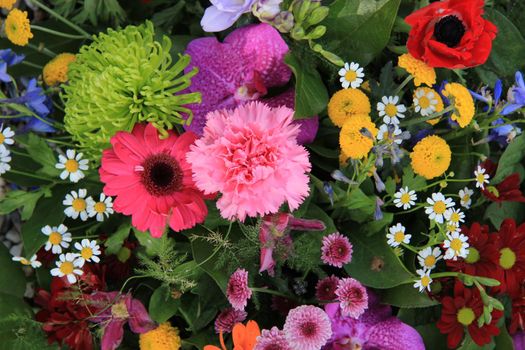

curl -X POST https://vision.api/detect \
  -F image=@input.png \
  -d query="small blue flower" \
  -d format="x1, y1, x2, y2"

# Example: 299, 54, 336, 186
0, 49, 25, 67
501, 71, 525, 115
0, 62, 11, 83
489, 118, 521, 147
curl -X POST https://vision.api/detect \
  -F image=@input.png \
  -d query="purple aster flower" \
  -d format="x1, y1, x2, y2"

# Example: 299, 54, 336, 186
283, 305, 332, 350
321, 232, 353, 268
227, 268, 252, 310
255, 327, 291, 350
335, 278, 368, 319
201, 0, 258, 32
316, 275, 340, 302
214, 307, 247, 334
184, 23, 318, 144
323, 290, 425, 350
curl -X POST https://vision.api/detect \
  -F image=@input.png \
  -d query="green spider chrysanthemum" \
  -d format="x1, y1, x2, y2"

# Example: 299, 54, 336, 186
62, 21, 200, 159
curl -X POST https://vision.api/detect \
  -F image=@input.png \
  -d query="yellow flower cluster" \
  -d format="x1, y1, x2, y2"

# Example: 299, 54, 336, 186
139, 322, 181, 350
442, 83, 475, 128
398, 53, 436, 87
410, 135, 451, 179
328, 88, 371, 127
4, 8, 33, 46
0, 0, 16, 10
339, 114, 378, 160
43, 53, 77, 86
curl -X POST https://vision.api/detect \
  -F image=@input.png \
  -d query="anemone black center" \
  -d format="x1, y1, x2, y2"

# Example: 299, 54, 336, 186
141, 153, 183, 196
434, 15, 466, 48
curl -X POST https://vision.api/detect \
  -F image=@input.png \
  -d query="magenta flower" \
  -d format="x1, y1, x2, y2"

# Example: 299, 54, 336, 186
335, 278, 368, 319
514, 331, 525, 350
184, 23, 318, 144
255, 327, 291, 350
88, 292, 156, 350
316, 275, 340, 302
321, 232, 353, 268
283, 305, 333, 350
323, 291, 425, 350
214, 307, 247, 334
226, 268, 252, 310
259, 212, 325, 275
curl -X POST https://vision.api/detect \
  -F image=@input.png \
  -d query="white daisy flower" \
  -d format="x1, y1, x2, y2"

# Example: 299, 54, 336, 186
338, 62, 364, 89
86, 194, 114, 222
50, 253, 83, 284
459, 187, 474, 209
377, 96, 406, 125
42, 224, 72, 254
0, 125, 15, 146
63, 189, 90, 221
444, 208, 465, 227
393, 186, 417, 210
425, 193, 455, 224
445, 223, 461, 235
74, 239, 101, 265
12, 254, 41, 268
0, 145, 11, 175
413, 269, 433, 292
386, 223, 411, 247
417, 247, 442, 271
443, 231, 470, 260
474, 165, 490, 189
413, 88, 439, 116
376, 123, 403, 145
55, 149, 89, 183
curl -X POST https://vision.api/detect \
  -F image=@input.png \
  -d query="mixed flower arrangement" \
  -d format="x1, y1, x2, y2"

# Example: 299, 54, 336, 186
0, 0, 525, 349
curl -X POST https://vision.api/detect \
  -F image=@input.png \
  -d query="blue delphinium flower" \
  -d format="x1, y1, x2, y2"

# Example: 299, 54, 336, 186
0, 49, 25, 67
501, 71, 525, 115
490, 118, 521, 147
470, 79, 503, 112
0, 62, 11, 83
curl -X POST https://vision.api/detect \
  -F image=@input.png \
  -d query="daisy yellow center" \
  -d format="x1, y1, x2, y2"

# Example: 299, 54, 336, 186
345, 70, 357, 82
0, 134, 5, 144
450, 238, 463, 252
400, 193, 411, 204
421, 276, 431, 287
49, 232, 62, 245
94, 202, 106, 213
433, 201, 446, 214
446, 224, 457, 233
20, 258, 30, 265
72, 198, 86, 212
65, 159, 79, 172
59, 261, 74, 275
384, 103, 398, 117
394, 231, 405, 243
419, 96, 430, 109
81, 247, 93, 260
450, 212, 460, 223
476, 173, 486, 184
462, 194, 470, 202
457, 307, 475, 326
424, 255, 436, 267
465, 247, 480, 264
500, 247, 516, 270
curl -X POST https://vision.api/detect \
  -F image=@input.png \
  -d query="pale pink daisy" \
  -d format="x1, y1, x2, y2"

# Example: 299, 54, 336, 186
214, 307, 247, 334
283, 305, 332, 350
255, 327, 291, 350
226, 268, 252, 310
315, 275, 340, 301
321, 232, 353, 267
335, 277, 368, 318
186, 102, 311, 220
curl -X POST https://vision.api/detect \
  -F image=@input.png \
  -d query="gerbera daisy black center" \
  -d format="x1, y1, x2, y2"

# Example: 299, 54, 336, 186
141, 153, 183, 196
434, 15, 466, 48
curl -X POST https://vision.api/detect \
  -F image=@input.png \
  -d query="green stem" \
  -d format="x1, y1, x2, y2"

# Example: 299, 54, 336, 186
400, 105, 454, 127
394, 75, 414, 95
20, 61, 43, 69
7, 169, 54, 182
29, 0, 91, 38
31, 25, 88, 40
251, 287, 298, 300
27, 43, 57, 58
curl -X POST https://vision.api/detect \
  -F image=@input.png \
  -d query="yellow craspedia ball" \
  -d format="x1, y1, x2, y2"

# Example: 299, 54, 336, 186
43, 53, 77, 86
139, 322, 181, 350
442, 83, 475, 128
410, 135, 451, 180
0, 0, 16, 10
398, 53, 436, 87
328, 88, 371, 127
4, 9, 33, 46
339, 114, 378, 160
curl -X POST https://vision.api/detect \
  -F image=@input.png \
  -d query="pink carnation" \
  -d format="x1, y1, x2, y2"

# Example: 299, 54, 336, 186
214, 307, 247, 334
226, 268, 252, 310
321, 232, 353, 268
99, 123, 207, 237
335, 278, 368, 318
186, 102, 311, 220
283, 305, 332, 350
315, 275, 340, 301
255, 327, 291, 350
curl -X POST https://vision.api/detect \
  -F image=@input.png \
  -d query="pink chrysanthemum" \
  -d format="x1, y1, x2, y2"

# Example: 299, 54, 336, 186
335, 278, 368, 318
315, 275, 340, 301
283, 305, 332, 350
186, 102, 311, 220
321, 232, 353, 267
255, 327, 291, 350
226, 268, 252, 310
214, 307, 247, 334
99, 123, 207, 238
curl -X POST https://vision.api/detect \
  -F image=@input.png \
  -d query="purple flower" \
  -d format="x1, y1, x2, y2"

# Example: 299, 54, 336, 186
214, 307, 247, 334
88, 292, 156, 350
323, 291, 425, 350
321, 232, 353, 268
501, 71, 525, 115
283, 305, 332, 350
184, 23, 318, 144
316, 276, 340, 301
227, 268, 252, 310
514, 331, 525, 350
335, 278, 368, 319
201, 0, 258, 32
255, 326, 291, 350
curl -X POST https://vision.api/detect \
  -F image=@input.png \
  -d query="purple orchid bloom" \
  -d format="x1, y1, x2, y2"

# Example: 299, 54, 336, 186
201, 0, 258, 32
184, 23, 319, 144
323, 291, 425, 350
259, 213, 325, 275
88, 291, 156, 350
514, 331, 525, 350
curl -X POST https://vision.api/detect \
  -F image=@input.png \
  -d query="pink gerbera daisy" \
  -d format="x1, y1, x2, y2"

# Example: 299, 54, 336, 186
214, 307, 247, 334
321, 232, 353, 267
99, 123, 207, 237
335, 278, 368, 318
315, 275, 340, 301
255, 327, 291, 350
227, 268, 252, 310
186, 102, 311, 221
283, 305, 332, 350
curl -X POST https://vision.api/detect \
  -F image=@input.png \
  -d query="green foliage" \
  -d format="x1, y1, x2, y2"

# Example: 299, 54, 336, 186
0, 244, 27, 298
381, 284, 439, 308
402, 167, 427, 190
104, 221, 131, 255
0, 314, 55, 350
484, 201, 525, 229
492, 133, 525, 183
51, 0, 125, 26
15, 134, 60, 178
0, 189, 46, 220
148, 284, 181, 323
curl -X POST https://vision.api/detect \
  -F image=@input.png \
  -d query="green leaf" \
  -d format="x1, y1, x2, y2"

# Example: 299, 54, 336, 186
15, 134, 59, 177
385, 177, 396, 196
104, 221, 131, 255
415, 324, 448, 350
458, 333, 494, 350
363, 212, 393, 236
284, 52, 329, 118
0, 190, 45, 220
494, 323, 513, 349
492, 133, 525, 184
484, 201, 525, 229
0, 244, 26, 297
149, 284, 180, 323
341, 188, 375, 211
402, 167, 426, 190
191, 235, 229, 293
203, 201, 230, 230
134, 229, 174, 256
322, 0, 401, 65
381, 284, 439, 308
0, 293, 31, 316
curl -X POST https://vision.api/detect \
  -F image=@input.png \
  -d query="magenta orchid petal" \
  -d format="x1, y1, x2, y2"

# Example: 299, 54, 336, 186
514, 331, 525, 350
101, 319, 126, 350
127, 297, 156, 333
365, 317, 425, 350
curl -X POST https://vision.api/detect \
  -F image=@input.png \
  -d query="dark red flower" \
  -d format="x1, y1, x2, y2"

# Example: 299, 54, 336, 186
446, 222, 501, 278
315, 275, 340, 301
483, 173, 525, 203
437, 282, 502, 348
480, 159, 497, 177
405, 0, 497, 68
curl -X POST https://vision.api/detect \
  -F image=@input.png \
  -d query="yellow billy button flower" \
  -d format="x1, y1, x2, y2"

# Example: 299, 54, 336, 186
339, 114, 377, 160
43, 53, 76, 86
441, 82, 475, 128
410, 135, 451, 180
328, 89, 371, 127
0, 0, 16, 10
386, 223, 411, 247
414, 269, 433, 292
139, 322, 182, 350
4, 9, 33, 46
398, 53, 436, 87
63, 189, 90, 221
74, 239, 101, 265
50, 253, 84, 283
42, 224, 72, 254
